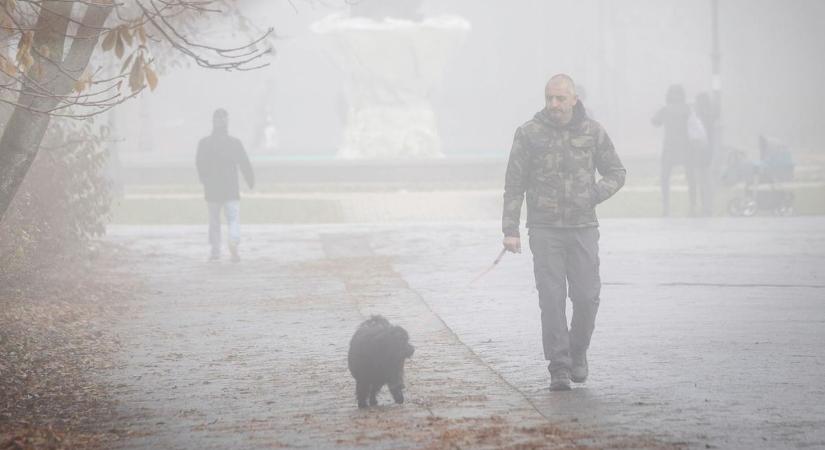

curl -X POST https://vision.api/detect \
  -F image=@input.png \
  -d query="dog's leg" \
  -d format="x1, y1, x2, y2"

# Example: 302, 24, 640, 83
389, 384, 404, 404
369, 384, 381, 406
356, 380, 369, 409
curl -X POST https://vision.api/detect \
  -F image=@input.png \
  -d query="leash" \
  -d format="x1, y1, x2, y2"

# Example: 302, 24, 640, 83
468, 247, 508, 286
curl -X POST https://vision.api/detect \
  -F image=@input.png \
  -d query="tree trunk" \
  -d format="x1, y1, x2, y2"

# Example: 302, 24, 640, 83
0, 2, 112, 221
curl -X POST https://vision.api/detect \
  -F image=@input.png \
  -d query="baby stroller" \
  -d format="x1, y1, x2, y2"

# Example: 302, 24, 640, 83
722, 135, 795, 216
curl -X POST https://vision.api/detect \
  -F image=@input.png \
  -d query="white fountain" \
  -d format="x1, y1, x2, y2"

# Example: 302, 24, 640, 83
311, 8, 470, 159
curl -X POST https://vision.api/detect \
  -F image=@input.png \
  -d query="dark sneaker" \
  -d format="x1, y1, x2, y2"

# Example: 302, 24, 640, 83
229, 244, 240, 263
571, 352, 588, 383
549, 370, 572, 391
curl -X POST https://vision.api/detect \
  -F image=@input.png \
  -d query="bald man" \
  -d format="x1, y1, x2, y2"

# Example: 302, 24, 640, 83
502, 74, 626, 391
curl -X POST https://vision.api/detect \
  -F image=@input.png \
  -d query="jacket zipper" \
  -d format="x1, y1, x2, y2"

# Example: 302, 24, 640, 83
561, 130, 568, 225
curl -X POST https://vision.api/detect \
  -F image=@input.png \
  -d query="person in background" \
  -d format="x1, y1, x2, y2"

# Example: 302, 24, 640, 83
196, 108, 255, 262
652, 85, 694, 216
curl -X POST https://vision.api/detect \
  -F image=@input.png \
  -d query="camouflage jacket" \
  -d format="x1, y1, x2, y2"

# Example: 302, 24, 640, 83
502, 102, 626, 236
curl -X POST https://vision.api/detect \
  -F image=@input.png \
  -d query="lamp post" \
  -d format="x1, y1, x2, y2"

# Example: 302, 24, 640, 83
711, 0, 722, 145
709, 0, 724, 216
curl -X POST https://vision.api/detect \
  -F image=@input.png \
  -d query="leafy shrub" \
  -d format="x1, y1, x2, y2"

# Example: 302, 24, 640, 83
0, 121, 111, 275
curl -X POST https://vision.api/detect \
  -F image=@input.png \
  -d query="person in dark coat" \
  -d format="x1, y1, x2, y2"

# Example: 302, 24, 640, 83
196, 108, 255, 262
652, 85, 694, 216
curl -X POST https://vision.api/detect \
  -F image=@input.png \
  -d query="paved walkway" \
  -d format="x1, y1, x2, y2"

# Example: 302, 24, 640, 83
102, 217, 825, 449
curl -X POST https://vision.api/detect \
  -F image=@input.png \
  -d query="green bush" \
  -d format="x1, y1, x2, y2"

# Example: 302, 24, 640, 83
0, 121, 111, 275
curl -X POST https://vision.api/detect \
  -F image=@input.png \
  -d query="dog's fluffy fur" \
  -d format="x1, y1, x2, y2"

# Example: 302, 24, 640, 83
347, 315, 415, 408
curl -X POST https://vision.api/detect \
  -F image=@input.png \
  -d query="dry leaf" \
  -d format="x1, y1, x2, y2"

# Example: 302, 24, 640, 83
73, 70, 92, 93
73, 78, 86, 93
17, 30, 33, 57
120, 53, 134, 74
144, 64, 158, 91
114, 34, 124, 58
101, 30, 117, 52
16, 36, 33, 72
128, 54, 144, 92
120, 26, 133, 46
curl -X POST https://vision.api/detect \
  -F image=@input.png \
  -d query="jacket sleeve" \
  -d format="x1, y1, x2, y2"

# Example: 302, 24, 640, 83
592, 126, 626, 204
502, 127, 530, 237
195, 140, 206, 184
237, 140, 255, 189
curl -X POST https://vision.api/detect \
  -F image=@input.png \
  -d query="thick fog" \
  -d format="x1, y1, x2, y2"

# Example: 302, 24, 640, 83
5, 2, 825, 448
111, 0, 825, 160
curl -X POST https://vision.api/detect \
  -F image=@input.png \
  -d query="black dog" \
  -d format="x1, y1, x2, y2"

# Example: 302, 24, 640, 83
347, 315, 415, 408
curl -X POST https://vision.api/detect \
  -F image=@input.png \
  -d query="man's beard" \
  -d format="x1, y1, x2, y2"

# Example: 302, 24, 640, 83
549, 109, 569, 124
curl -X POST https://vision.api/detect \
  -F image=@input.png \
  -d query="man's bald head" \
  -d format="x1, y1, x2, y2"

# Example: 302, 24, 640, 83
545, 74, 577, 96
544, 74, 578, 125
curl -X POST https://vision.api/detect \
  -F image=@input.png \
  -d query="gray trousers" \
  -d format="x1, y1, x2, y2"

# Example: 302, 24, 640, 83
528, 226, 601, 374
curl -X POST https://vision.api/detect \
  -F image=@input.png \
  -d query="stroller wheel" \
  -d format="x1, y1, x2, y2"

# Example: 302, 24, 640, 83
741, 199, 758, 216
728, 198, 758, 217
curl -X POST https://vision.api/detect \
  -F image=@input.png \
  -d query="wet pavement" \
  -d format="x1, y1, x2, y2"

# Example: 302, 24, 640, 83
103, 217, 825, 449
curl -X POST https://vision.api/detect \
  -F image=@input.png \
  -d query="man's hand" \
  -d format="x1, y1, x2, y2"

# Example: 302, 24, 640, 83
503, 236, 521, 253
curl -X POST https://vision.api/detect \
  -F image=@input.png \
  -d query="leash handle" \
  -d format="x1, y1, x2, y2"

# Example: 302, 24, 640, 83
492, 247, 507, 265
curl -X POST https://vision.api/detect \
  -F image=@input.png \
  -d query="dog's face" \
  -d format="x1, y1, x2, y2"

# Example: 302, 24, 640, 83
389, 326, 415, 360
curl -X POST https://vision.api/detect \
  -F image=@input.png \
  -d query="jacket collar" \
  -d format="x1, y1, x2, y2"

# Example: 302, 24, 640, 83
535, 100, 587, 129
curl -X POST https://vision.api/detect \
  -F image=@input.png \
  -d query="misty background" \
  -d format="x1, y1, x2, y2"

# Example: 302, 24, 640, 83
3, 2, 825, 448
111, 0, 825, 161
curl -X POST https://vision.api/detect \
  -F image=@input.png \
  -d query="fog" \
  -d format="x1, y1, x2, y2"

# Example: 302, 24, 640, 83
112, 0, 825, 161
5, 2, 824, 447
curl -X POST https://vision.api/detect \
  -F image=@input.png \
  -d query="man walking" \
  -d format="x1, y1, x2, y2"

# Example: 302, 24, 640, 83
196, 108, 255, 262
502, 74, 625, 390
